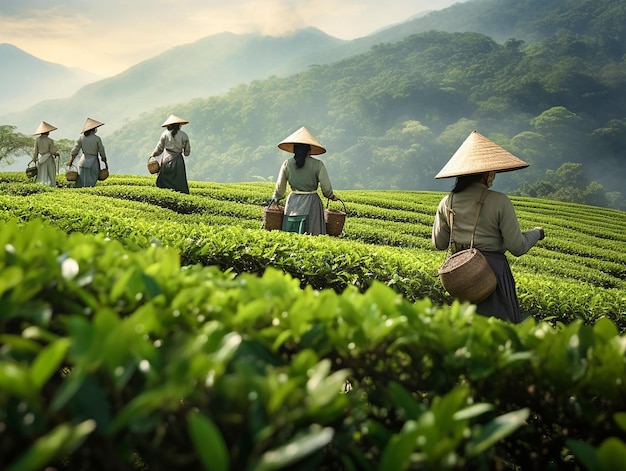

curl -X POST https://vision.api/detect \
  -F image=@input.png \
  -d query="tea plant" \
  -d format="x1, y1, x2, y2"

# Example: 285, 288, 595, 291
1, 220, 625, 470
0, 173, 624, 329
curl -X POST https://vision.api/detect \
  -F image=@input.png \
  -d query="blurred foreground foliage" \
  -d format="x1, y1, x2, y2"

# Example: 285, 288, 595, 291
1, 219, 625, 470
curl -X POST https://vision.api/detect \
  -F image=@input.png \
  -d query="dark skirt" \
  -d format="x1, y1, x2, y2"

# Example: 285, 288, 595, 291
76, 159, 99, 188
157, 153, 189, 194
475, 252, 523, 323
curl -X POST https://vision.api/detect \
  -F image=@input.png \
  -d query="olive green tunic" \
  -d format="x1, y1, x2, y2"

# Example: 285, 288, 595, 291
272, 157, 335, 235
432, 182, 542, 323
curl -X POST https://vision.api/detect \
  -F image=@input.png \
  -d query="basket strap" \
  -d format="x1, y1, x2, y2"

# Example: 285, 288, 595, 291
446, 193, 457, 255
469, 188, 490, 248
445, 187, 490, 255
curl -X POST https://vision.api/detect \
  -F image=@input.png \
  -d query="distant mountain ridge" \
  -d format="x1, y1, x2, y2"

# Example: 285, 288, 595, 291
0, 44, 99, 116
0, 28, 347, 137
93, 0, 626, 209
332, 0, 626, 58
5, 0, 624, 139
3, 0, 626, 205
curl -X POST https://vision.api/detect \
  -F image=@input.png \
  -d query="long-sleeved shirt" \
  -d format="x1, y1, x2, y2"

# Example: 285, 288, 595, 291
152, 129, 190, 157
272, 157, 335, 201
432, 182, 541, 256
71, 134, 107, 160
33, 135, 56, 160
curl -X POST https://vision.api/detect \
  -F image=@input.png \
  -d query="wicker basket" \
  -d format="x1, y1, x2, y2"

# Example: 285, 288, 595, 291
25, 161, 38, 179
98, 162, 109, 181
147, 157, 160, 174
324, 198, 346, 236
438, 248, 496, 303
263, 204, 284, 231
66, 166, 78, 182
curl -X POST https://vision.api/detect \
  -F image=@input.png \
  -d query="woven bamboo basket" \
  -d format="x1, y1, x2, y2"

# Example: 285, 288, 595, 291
65, 166, 78, 182
324, 198, 346, 236
438, 248, 496, 303
263, 204, 284, 231
25, 161, 38, 179
147, 157, 160, 174
98, 162, 109, 181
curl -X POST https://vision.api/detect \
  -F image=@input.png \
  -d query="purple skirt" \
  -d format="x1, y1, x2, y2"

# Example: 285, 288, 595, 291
475, 252, 523, 323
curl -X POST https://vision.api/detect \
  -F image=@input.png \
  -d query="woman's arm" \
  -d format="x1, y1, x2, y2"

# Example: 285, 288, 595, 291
271, 160, 288, 201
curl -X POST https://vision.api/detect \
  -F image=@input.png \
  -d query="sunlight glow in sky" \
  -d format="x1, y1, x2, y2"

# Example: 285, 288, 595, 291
1, 0, 465, 77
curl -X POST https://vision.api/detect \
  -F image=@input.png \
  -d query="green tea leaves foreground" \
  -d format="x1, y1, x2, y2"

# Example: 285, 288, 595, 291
1, 219, 625, 470
1, 174, 626, 469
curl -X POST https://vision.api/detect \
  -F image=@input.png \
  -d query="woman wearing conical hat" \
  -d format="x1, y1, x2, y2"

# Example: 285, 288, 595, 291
69, 118, 108, 188
432, 130, 545, 323
271, 126, 339, 235
32, 121, 59, 187
150, 114, 191, 194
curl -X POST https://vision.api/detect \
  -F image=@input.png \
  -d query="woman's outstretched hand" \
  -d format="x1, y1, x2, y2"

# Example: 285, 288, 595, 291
535, 227, 545, 240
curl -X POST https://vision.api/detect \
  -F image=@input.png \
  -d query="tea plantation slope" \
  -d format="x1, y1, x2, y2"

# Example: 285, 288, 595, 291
1, 218, 626, 471
0, 173, 625, 329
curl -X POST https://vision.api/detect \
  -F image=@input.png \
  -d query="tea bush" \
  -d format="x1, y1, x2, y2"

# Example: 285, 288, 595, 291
1, 173, 626, 469
1, 220, 625, 470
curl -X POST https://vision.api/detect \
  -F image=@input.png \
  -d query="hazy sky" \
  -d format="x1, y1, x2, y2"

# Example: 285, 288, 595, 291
1, 0, 466, 77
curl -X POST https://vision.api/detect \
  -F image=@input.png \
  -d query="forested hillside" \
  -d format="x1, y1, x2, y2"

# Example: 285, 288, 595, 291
368, 0, 626, 48
107, 24, 626, 209
3, 0, 626, 209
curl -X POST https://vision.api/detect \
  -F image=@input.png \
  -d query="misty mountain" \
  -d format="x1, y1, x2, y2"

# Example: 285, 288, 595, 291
335, 0, 626, 60
0, 44, 99, 116
5, 0, 625, 141
101, 0, 626, 209
0, 28, 347, 137
3, 0, 626, 209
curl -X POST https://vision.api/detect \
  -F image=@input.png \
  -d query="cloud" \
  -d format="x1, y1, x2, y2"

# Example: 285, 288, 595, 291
182, 0, 364, 37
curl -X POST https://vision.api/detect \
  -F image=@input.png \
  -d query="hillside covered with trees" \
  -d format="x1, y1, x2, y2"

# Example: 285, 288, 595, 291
2, 0, 626, 209
107, 23, 626, 209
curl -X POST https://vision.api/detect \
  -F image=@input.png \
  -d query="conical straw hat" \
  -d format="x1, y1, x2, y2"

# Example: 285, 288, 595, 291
81, 118, 105, 133
435, 130, 529, 179
277, 126, 326, 155
33, 121, 57, 135
161, 114, 189, 127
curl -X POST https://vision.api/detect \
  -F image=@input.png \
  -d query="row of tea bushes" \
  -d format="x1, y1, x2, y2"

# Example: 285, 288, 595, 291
0, 176, 625, 329
1, 220, 625, 470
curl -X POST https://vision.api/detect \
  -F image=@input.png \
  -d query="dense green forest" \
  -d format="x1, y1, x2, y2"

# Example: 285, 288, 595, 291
388, 0, 626, 46
106, 24, 626, 209
2, 0, 626, 209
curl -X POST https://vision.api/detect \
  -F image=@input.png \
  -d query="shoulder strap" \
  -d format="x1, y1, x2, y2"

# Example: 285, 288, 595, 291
469, 188, 490, 248
446, 188, 490, 253
445, 193, 456, 254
